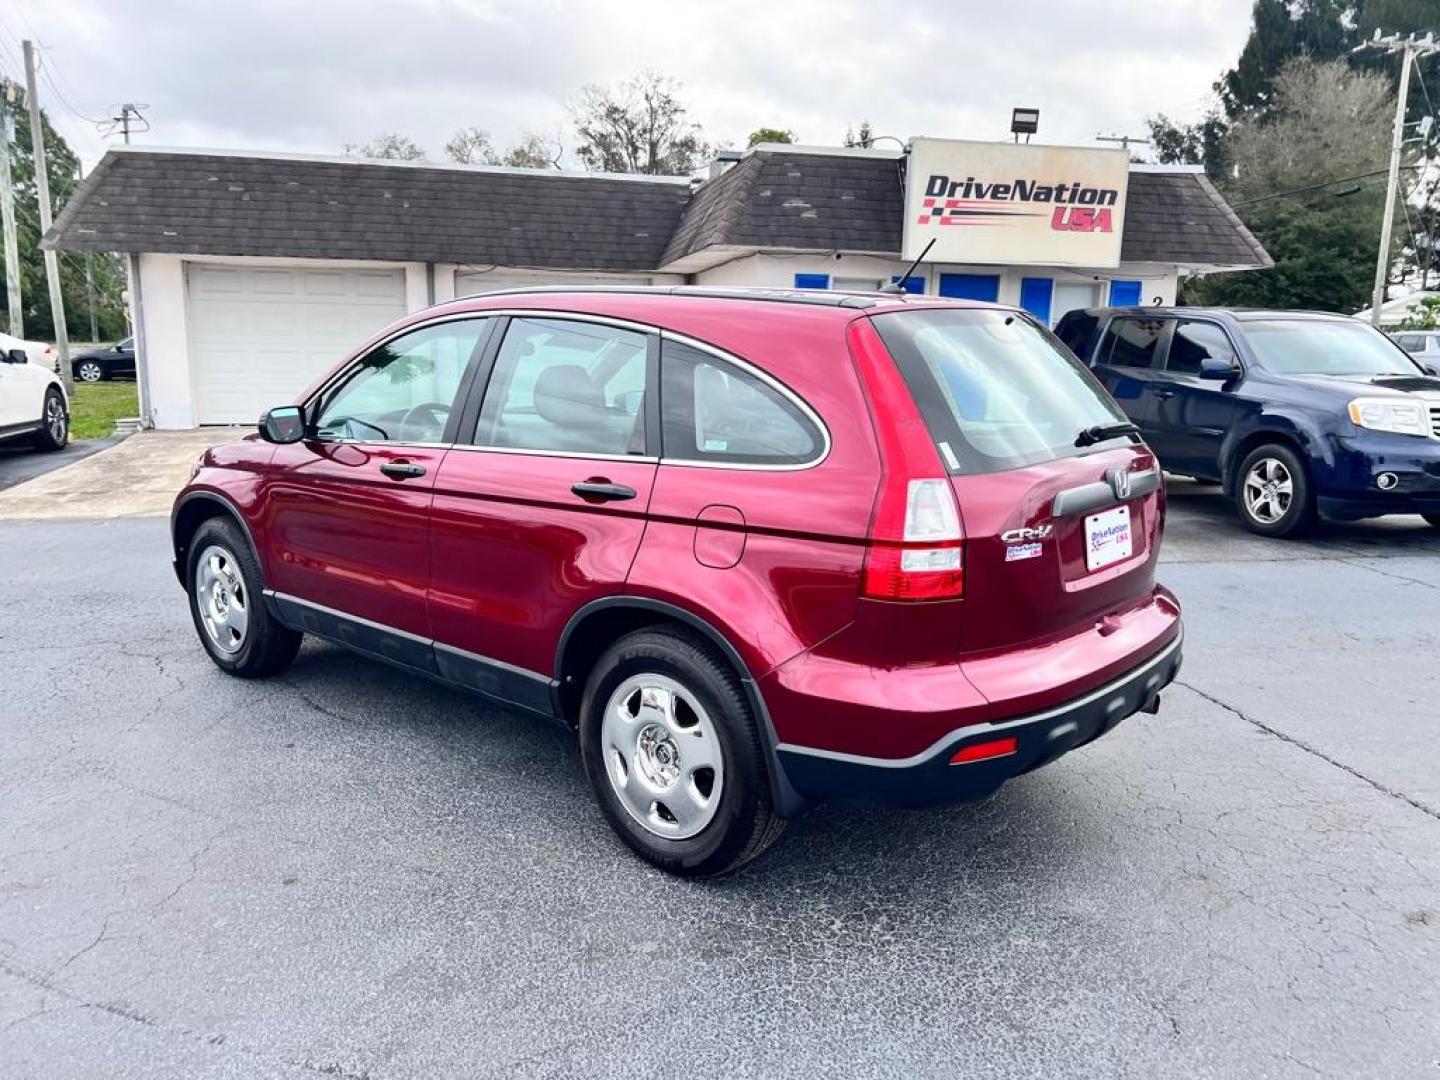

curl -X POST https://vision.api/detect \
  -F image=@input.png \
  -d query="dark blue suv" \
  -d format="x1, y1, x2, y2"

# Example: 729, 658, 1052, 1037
1056, 308, 1440, 536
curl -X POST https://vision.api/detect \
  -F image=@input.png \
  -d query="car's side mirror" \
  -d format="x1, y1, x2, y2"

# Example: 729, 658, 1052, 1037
259, 406, 306, 444
1422, 360, 1440, 378
1199, 356, 1240, 381
4, 348, 26, 365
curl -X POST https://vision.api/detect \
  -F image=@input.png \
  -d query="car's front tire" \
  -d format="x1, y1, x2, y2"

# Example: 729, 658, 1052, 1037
187, 517, 302, 678
1234, 443, 1315, 537
75, 360, 106, 382
579, 627, 785, 876
31, 387, 68, 451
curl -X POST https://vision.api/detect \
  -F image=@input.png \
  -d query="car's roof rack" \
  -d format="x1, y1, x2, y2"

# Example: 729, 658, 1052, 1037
453, 284, 908, 310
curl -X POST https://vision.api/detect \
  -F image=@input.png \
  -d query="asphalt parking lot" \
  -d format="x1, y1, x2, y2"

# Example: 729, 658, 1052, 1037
2, 482, 1438, 1079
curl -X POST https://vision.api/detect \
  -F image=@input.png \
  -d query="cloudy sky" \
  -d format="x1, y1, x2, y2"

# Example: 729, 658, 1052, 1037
2, 0, 1254, 173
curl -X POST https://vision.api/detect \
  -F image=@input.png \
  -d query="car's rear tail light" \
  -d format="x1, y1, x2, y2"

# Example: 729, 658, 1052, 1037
950, 736, 1018, 764
848, 320, 964, 601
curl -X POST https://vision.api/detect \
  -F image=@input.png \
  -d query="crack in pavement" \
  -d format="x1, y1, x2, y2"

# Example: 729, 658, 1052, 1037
1175, 681, 1440, 823
0, 957, 374, 1079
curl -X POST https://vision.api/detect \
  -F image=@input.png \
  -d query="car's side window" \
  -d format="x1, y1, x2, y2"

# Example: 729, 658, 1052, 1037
660, 339, 822, 467
474, 317, 651, 456
1168, 320, 1238, 375
1099, 318, 1169, 369
1395, 334, 1422, 353
312, 319, 488, 443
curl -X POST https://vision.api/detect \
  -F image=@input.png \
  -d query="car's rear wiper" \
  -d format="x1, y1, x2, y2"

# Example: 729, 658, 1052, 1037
1075, 421, 1140, 447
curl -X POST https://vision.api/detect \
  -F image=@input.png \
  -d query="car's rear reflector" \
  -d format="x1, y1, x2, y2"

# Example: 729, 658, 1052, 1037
950, 736, 1018, 764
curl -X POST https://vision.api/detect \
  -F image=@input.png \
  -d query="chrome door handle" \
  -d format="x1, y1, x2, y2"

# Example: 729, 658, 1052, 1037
379, 462, 427, 480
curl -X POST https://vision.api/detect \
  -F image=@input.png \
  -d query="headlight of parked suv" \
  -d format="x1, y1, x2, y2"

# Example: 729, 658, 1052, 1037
1347, 397, 1430, 437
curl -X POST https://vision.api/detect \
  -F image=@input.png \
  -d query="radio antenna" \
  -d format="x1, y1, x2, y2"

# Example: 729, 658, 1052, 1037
881, 237, 936, 295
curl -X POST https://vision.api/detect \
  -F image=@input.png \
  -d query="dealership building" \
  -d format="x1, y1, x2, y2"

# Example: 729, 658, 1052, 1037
46, 138, 1271, 429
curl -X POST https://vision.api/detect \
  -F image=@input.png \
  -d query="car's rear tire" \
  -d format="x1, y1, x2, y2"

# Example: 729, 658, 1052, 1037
187, 517, 301, 678
31, 387, 68, 451
76, 360, 106, 382
1234, 443, 1315, 538
579, 627, 785, 876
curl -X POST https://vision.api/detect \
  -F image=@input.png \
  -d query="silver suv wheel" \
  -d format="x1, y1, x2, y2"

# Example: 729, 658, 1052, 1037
601, 673, 724, 840
1242, 456, 1293, 525
194, 543, 249, 655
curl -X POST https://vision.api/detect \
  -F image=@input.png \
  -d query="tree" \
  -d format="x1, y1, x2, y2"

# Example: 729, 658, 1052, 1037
1395, 294, 1440, 328
500, 133, 562, 169
746, 127, 795, 148
443, 127, 498, 165
1146, 112, 1228, 176
343, 132, 427, 161
1220, 0, 1354, 117
1185, 58, 1395, 312
0, 84, 126, 343
570, 72, 710, 174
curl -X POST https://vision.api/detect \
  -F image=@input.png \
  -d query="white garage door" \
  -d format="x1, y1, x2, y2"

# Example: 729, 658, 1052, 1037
188, 264, 408, 424
455, 269, 651, 297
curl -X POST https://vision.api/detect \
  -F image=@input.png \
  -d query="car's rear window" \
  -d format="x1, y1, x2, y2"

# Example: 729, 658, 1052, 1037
871, 308, 1131, 474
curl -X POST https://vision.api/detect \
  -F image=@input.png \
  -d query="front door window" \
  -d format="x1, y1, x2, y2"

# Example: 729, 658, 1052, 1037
312, 320, 488, 443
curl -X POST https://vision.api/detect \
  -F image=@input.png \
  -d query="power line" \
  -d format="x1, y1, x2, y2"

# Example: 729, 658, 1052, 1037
1228, 165, 1420, 208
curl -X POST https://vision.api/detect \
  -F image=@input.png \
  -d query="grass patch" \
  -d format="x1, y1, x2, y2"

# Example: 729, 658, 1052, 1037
70, 381, 138, 440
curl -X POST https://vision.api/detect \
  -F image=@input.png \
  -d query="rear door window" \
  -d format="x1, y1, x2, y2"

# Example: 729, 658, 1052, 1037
1099, 317, 1169, 368
659, 339, 823, 467
870, 308, 1132, 474
1167, 320, 1238, 375
1054, 311, 1101, 363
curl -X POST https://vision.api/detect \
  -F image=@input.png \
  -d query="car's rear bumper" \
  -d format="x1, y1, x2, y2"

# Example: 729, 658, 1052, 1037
774, 630, 1182, 806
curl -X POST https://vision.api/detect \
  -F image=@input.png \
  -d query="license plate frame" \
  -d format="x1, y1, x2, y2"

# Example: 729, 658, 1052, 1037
1084, 504, 1133, 572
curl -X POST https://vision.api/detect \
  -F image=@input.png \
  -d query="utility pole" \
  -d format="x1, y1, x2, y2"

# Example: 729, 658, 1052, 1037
22, 40, 71, 390
110, 103, 149, 144
1097, 133, 1152, 153
0, 77, 21, 336
1355, 31, 1440, 326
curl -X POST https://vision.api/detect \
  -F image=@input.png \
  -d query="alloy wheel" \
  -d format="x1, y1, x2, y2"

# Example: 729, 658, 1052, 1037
44, 395, 67, 444
77, 361, 103, 382
1242, 457, 1293, 525
194, 544, 249, 655
601, 673, 724, 840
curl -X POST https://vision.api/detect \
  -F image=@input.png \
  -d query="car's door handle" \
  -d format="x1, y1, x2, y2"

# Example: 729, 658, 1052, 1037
1153, 389, 1176, 400
571, 480, 637, 502
379, 461, 427, 480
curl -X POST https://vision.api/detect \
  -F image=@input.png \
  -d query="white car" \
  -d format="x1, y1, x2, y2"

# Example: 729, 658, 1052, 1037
1392, 330, 1440, 373
0, 331, 69, 451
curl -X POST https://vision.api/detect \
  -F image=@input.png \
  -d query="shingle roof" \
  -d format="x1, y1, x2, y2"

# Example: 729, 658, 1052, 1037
45, 149, 692, 271
660, 150, 905, 265
47, 147, 1270, 273
1121, 170, 1273, 269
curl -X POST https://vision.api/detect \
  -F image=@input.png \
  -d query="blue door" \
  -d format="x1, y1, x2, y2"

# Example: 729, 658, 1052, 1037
938, 274, 1000, 302
1109, 280, 1143, 307
1019, 277, 1054, 324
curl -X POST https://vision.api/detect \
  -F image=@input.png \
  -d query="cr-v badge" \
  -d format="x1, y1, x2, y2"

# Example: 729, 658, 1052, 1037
1001, 523, 1053, 563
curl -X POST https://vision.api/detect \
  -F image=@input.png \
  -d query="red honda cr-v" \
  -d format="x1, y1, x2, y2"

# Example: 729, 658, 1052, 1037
172, 287, 1182, 875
